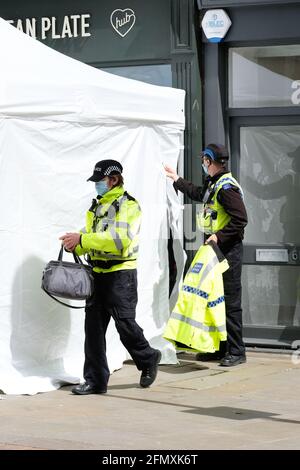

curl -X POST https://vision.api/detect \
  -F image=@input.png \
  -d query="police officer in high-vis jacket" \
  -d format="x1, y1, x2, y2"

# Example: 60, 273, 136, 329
60, 159, 161, 394
165, 144, 248, 367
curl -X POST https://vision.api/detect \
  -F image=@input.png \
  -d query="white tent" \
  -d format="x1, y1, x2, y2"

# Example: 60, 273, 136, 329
0, 18, 185, 394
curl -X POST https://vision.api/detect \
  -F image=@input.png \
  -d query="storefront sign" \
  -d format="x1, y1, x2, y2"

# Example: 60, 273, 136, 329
201, 9, 231, 43
7, 14, 91, 39
110, 8, 136, 37
2, 0, 170, 63
291, 80, 300, 105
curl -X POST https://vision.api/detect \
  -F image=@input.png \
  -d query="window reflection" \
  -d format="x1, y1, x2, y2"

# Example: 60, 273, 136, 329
229, 45, 300, 107
242, 265, 300, 327
240, 126, 300, 328
240, 126, 300, 245
101, 64, 172, 87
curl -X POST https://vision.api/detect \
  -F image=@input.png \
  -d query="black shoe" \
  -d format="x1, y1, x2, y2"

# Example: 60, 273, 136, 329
140, 350, 162, 388
71, 383, 107, 395
219, 354, 246, 367
195, 351, 223, 362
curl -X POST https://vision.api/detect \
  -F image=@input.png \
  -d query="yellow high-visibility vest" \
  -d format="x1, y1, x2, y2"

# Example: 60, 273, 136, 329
75, 185, 141, 273
164, 241, 229, 353
197, 172, 243, 234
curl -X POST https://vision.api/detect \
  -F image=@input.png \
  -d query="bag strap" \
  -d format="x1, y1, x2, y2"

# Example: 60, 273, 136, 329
58, 245, 84, 265
41, 285, 87, 309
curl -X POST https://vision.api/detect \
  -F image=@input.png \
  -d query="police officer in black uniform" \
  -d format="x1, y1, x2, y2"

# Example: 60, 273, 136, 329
165, 144, 248, 366
60, 160, 161, 394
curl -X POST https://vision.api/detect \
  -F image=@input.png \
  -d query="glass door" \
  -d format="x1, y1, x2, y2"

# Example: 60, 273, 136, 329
230, 117, 300, 347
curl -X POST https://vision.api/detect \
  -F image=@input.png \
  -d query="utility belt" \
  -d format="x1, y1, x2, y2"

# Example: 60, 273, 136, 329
87, 258, 136, 269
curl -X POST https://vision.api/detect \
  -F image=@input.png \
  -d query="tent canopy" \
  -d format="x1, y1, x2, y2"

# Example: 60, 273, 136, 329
0, 18, 185, 125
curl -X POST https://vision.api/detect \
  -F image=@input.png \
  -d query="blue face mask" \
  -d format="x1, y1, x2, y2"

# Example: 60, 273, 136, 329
202, 163, 209, 175
95, 180, 109, 196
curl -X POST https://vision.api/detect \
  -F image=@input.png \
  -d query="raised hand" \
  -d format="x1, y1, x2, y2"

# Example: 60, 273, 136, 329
164, 164, 179, 182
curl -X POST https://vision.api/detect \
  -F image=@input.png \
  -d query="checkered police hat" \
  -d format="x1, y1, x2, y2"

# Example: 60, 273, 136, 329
87, 159, 123, 182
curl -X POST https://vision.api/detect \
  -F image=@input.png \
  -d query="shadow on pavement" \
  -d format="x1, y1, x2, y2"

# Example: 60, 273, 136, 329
102, 393, 300, 425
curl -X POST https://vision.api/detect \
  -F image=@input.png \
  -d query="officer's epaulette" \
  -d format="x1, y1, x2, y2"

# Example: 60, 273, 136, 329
88, 198, 98, 211
123, 191, 136, 202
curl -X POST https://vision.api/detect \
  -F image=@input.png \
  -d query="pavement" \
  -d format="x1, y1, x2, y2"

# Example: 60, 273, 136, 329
0, 349, 300, 450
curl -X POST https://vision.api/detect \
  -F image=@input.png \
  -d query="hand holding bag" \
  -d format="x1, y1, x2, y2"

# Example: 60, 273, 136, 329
41, 246, 94, 309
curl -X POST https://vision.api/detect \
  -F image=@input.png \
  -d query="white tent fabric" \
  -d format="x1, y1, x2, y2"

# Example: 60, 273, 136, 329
0, 19, 185, 394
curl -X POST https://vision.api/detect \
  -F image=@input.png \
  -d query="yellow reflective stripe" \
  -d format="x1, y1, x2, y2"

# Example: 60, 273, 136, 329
170, 312, 226, 332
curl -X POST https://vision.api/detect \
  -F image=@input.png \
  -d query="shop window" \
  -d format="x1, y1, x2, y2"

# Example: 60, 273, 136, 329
242, 264, 300, 327
239, 125, 300, 329
101, 64, 172, 87
229, 45, 300, 108
240, 125, 300, 245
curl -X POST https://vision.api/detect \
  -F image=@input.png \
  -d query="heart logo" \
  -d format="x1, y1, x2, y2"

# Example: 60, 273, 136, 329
110, 8, 136, 38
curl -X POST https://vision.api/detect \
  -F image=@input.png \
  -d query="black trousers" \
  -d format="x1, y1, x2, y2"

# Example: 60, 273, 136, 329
83, 269, 157, 390
220, 241, 246, 357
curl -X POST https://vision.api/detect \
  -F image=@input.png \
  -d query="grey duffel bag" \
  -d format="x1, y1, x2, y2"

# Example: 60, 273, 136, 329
41, 246, 94, 309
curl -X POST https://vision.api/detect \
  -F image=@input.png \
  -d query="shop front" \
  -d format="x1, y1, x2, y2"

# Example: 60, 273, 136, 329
0, 0, 202, 186
1, 0, 204, 298
4, 0, 299, 348
198, 0, 300, 347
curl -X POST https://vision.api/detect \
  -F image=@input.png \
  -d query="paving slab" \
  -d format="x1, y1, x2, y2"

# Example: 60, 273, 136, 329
0, 351, 299, 450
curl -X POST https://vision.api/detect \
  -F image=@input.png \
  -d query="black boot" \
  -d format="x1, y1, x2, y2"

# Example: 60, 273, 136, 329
219, 353, 246, 367
140, 350, 162, 388
72, 383, 107, 395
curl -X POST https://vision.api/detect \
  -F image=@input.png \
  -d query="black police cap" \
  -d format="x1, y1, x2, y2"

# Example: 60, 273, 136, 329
87, 159, 123, 182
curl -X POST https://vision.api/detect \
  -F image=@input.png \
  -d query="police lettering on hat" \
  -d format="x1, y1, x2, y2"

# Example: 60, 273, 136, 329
87, 159, 123, 182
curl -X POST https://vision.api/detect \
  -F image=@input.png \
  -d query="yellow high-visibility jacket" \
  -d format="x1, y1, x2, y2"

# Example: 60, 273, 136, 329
197, 172, 243, 234
75, 185, 141, 273
164, 241, 229, 353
